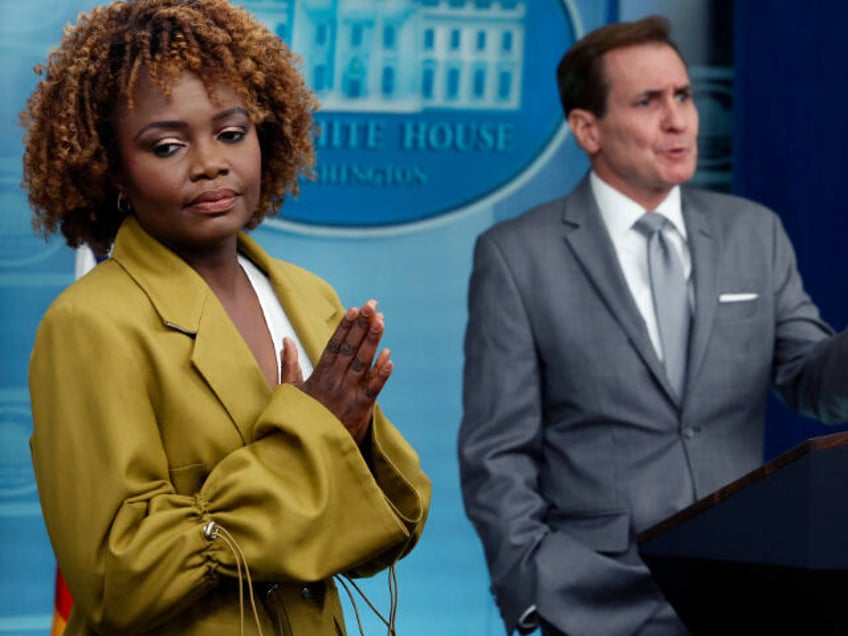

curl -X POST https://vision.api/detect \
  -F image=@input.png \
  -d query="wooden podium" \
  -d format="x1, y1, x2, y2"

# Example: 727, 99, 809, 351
638, 431, 848, 635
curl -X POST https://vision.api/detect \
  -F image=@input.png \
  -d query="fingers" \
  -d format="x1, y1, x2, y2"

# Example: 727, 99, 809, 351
340, 346, 392, 446
336, 300, 378, 369
279, 337, 303, 385
363, 348, 393, 399
316, 300, 383, 380
316, 305, 359, 372
343, 304, 384, 377
301, 299, 393, 441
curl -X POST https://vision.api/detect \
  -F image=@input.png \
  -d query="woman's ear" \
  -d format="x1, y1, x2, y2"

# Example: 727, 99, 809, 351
108, 171, 132, 214
567, 108, 601, 155
108, 168, 125, 193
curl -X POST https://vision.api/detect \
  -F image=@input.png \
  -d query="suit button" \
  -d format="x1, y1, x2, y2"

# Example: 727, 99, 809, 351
301, 585, 313, 599
682, 426, 697, 440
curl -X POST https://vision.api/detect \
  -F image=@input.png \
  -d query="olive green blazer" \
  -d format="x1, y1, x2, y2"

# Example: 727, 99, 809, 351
30, 217, 431, 635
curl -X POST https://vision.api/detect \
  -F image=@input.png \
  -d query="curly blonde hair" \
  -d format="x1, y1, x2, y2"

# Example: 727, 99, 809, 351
21, 0, 318, 254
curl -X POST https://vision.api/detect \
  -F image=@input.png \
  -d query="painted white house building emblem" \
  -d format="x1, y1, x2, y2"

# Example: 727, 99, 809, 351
241, 0, 578, 229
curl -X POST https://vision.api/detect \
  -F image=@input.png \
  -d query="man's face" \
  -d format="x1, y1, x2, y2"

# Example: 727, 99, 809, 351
575, 42, 698, 210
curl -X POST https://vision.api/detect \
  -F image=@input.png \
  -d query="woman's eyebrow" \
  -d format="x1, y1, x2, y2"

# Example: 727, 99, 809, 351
134, 107, 250, 140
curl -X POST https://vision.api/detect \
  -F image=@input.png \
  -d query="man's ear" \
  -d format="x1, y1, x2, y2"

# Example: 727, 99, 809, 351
567, 108, 600, 154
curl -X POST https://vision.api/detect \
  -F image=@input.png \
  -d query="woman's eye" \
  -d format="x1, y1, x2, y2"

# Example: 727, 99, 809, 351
152, 142, 183, 158
219, 128, 247, 144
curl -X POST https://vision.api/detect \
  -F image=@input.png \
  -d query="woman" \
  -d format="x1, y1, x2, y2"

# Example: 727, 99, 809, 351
22, 0, 430, 634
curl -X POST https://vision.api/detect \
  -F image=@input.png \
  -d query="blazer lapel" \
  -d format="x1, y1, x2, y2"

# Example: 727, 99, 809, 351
192, 233, 341, 439
191, 298, 270, 444
681, 191, 719, 397
111, 218, 270, 444
561, 177, 677, 403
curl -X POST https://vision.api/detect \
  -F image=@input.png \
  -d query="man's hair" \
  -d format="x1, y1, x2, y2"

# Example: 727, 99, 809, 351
556, 15, 684, 119
21, 0, 318, 254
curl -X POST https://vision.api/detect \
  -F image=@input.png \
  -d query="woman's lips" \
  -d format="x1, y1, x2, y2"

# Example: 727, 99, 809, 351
187, 189, 238, 213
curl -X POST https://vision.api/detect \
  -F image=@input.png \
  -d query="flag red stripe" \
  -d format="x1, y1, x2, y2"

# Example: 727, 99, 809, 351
54, 568, 73, 623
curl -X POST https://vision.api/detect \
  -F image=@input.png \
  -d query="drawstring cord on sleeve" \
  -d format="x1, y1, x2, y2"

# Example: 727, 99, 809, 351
204, 521, 401, 636
204, 521, 265, 636
334, 561, 399, 636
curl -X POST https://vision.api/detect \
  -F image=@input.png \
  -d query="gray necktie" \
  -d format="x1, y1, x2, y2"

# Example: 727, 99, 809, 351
634, 212, 690, 398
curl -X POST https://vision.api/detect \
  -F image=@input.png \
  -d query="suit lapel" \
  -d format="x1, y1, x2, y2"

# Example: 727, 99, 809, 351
191, 298, 270, 443
681, 191, 719, 397
111, 218, 271, 444
562, 177, 677, 403
191, 234, 341, 440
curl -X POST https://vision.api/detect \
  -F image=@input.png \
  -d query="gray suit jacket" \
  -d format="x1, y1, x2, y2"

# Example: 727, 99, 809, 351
458, 175, 848, 636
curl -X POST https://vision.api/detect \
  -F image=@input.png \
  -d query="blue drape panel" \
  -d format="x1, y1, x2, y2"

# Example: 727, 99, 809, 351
733, 1, 848, 458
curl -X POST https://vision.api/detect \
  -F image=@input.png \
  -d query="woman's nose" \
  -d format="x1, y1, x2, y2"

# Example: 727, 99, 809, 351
190, 141, 229, 180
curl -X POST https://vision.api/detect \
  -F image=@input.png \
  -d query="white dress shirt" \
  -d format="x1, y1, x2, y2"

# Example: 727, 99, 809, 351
590, 172, 692, 361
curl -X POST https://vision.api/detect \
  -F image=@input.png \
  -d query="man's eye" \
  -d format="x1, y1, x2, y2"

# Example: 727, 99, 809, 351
219, 129, 247, 144
152, 142, 183, 158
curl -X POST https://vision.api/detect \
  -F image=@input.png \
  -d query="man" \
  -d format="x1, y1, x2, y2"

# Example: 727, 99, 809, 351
458, 15, 848, 636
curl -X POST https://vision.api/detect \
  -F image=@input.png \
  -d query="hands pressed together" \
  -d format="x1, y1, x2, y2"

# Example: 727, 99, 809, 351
279, 300, 391, 445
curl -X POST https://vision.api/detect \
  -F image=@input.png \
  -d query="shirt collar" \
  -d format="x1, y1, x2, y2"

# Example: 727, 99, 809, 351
590, 171, 687, 241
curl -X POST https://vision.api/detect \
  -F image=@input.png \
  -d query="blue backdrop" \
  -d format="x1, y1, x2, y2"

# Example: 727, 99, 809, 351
732, 1, 848, 460
1, 0, 845, 634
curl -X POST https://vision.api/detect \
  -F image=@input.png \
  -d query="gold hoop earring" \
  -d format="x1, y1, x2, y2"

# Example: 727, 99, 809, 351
117, 192, 132, 214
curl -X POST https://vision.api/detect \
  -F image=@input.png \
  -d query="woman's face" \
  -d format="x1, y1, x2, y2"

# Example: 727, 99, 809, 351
113, 70, 262, 259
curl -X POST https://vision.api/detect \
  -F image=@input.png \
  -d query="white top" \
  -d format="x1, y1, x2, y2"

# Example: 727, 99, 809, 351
590, 171, 692, 361
238, 254, 314, 383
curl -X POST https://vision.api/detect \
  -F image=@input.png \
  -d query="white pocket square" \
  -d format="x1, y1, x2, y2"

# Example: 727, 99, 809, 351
718, 292, 758, 303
